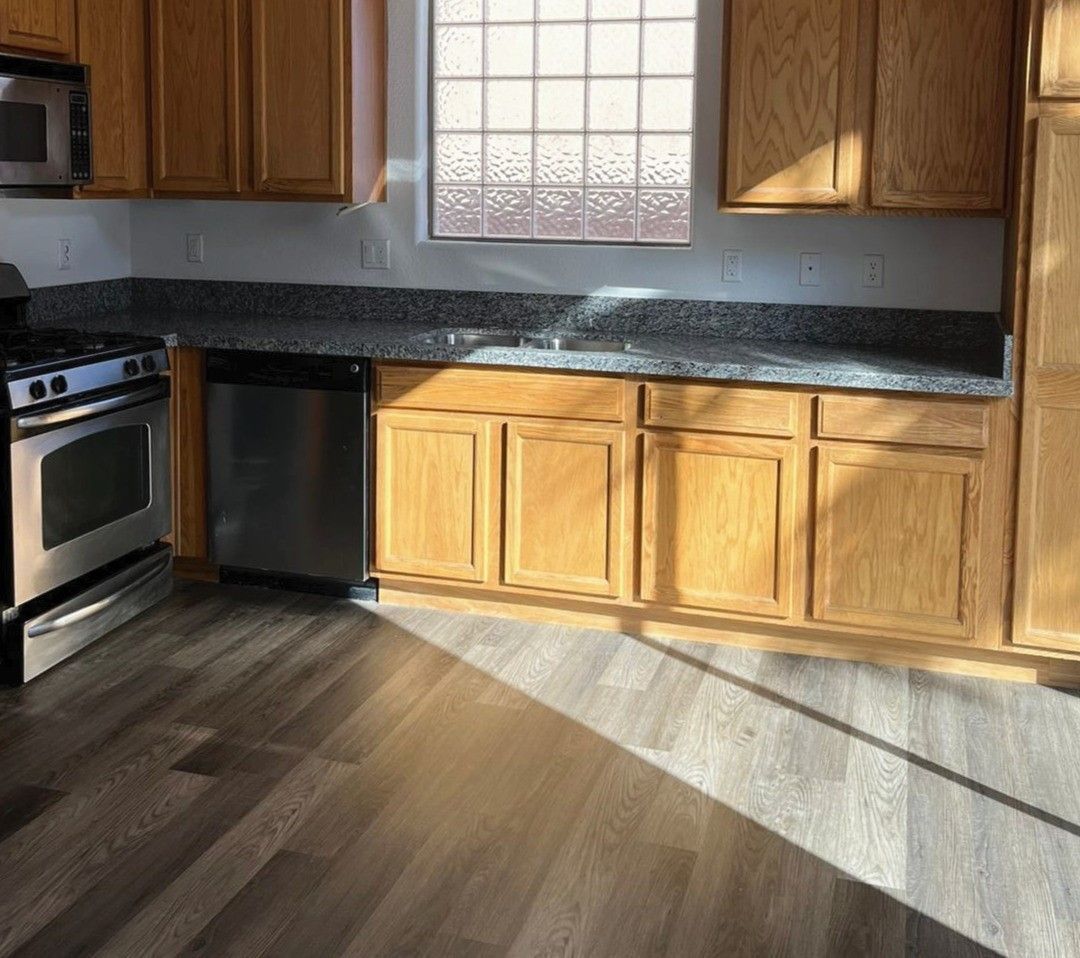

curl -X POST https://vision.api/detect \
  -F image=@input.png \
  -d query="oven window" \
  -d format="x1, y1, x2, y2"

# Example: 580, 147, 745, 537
41, 425, 151, 550
0, 101, 48, 163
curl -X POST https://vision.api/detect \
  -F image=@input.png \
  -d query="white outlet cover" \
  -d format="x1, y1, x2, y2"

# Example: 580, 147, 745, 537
863, 254, 884, 288
186, 233, 205, 264
57, 239, 72, 271
722, 250, 743, 283
800, 252, 822, 287
362, 239, 391, 270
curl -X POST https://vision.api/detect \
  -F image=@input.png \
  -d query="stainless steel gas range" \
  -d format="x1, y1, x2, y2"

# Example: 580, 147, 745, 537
0, 264, 173, 682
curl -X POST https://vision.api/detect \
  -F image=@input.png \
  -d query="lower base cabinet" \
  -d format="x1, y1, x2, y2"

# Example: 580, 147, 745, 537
640, 431, 796, 618
812, 446, 982, 641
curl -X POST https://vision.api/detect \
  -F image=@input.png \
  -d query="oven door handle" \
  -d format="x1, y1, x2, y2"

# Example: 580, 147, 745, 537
16, 383, 166, 430
26, 551, 172, 638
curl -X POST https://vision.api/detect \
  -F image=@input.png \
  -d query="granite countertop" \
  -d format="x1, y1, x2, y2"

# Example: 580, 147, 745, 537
29, 280, 1014, 397
47, 309, 1010, 397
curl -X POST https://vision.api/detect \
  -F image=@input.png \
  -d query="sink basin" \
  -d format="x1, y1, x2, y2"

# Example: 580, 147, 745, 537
426, 332, 527, 348
530, 337, 631, 353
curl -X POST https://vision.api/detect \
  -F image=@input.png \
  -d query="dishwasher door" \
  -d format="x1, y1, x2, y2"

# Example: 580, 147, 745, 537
207, 377, 368, 583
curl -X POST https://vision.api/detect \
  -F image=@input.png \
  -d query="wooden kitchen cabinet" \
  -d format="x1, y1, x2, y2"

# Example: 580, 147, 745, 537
870, 0, 1014, 211
149, 0, 386, 202
169, 347, 210, 562
1040, 0, 1080, 98
721, 0, 1016, 213
150, 0, 242, 194
812, 446, 982, 640
640, 431, 797, 618
0, 0, 74, 57
503, 422, 625, 598
76, 0, 149, 195
723, 0, 858, 207
374, 410, 494, 584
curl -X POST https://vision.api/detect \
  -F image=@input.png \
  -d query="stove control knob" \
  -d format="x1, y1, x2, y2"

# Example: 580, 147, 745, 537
123, 359, 140, 377
51, 375, 69, 395
28, 380, 47, 401
141, 355, 157, 373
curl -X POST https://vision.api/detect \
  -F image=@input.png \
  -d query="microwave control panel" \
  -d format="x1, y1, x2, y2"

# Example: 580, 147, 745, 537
68, 92, 91, 183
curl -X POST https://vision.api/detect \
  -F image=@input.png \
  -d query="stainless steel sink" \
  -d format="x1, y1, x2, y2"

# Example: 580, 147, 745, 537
426, 332, 527, 348
424, 330, 631, 352
529, 337, 631, 353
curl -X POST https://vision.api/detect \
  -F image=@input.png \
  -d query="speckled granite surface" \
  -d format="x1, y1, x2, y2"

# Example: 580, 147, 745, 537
27, 279, 1013, 396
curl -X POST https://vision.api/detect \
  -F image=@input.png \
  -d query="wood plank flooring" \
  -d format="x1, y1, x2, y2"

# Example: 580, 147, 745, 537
0, 581, 1078, 956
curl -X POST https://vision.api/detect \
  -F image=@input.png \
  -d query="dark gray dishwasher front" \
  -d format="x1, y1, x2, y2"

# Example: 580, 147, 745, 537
206, 351, 369, 584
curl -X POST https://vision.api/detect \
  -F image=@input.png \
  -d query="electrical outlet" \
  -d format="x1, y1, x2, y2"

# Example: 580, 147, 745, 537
186, 233, 205, 264
800, 252, 822, 287
863, 254, 884, 288
57, 239, 72, 271
362, 239, 390, 270
722, 250, 743, 283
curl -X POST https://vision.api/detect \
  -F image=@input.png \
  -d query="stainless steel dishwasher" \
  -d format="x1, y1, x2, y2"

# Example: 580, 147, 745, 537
206, 351, 371, 590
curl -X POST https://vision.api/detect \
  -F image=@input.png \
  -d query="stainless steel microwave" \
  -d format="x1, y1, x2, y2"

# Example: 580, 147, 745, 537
0, 53, 91, 192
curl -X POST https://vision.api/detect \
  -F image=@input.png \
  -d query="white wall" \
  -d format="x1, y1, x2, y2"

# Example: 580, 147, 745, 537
0, 199, 132, 288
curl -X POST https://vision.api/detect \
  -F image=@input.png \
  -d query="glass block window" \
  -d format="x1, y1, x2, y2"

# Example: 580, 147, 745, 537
432, 0, 697, 244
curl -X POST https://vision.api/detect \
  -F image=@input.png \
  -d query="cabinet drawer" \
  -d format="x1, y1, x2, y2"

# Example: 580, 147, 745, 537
816, 395, 989, 449
376, 365, 624, 423
643, 382, 798, 437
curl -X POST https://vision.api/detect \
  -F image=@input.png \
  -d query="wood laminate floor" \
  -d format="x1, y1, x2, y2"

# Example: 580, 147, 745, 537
0, 583, 1078, 957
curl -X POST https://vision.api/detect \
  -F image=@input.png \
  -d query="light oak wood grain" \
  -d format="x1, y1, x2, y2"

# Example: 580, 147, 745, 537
150, 0, 242, 194
643, 381, 799, 437
503, 421, 625, 598
724, 0, 858, 207
816, 394, 990, 449
813, 445, 981, 640
1040, 0, 1080, 98
871, 0, 1014, 210
640, 431, 796, 619
76, 0, 148, 197
374, 410, 493, 583
0, 0, 73, 56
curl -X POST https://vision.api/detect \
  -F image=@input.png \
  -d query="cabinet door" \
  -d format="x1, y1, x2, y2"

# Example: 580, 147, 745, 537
724, 0, 858, 206
1040, 0, 1080, 98
871, 0, 1013, 210
641, 432, 796, 618
813, 446, 981, 640
1014, 116, 1080, 653
150, 0, 242, 194
375, 411, 493, 583
77, 0, 148, 195
503, 422, 624, 598
0, 0, 74, 56
251, 0, 347, 197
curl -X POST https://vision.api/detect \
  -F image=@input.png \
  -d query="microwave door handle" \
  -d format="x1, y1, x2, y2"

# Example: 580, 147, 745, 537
26, 552, 172, 639
15, 384, 165, 430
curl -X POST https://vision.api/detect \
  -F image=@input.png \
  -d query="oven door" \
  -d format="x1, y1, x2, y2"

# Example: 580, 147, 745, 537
10, 388, 172, 606
0, 75, 71, 187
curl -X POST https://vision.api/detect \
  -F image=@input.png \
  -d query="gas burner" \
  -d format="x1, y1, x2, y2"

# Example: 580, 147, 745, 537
0, 327, 157, 374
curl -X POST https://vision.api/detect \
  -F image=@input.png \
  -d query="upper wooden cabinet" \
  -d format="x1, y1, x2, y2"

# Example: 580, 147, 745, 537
724, 0, 858, 207
149, 0, 386, 202
721, 0, 1016, 213
1040, 0, 1080, 98
871, 0, 1014, 211
76, 0, 149, 195
150, 0, 242, 194
0, 0, 74, 57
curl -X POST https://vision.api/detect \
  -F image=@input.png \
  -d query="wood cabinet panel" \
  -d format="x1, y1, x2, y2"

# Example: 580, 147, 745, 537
813, 446, 981, 639
724, 0, 858, 206
150, 0, 242, 194
816, 395, 989, 449
374, 411, 492, 583
251, 0, 346, 197
169, 347, 209, 561
376, 365, 624, 423
77, 0, 148, 195
643, 382, 798, 437
641, 431, 796, 618
0, 0, 74, 56
1040, 0, 1080, 98
503, 423, 624, 598
871, 0, 1013, 210
1014, 116, 1080, 652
